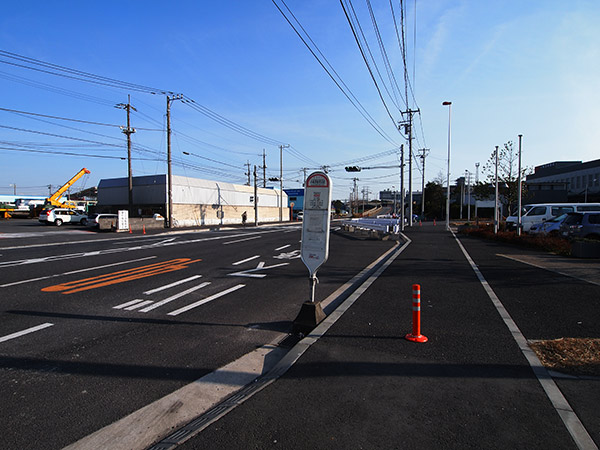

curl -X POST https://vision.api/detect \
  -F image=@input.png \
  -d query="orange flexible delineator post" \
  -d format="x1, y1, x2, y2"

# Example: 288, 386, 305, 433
405, 284, 428, 343
143, 225, 146, 235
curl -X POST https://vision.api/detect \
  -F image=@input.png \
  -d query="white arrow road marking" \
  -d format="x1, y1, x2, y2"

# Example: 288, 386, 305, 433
168, 284, 246, 316
228, 262, 289, 278
273, 249, 301, 260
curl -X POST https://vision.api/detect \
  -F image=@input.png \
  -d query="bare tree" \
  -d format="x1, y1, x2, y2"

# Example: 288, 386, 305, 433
482, 141, 532, 214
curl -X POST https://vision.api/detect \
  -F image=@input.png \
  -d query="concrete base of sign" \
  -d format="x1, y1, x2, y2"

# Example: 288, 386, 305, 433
292, 301, 326, 335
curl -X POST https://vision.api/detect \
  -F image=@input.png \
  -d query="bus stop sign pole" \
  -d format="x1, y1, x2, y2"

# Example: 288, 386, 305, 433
293, 171, 332, 334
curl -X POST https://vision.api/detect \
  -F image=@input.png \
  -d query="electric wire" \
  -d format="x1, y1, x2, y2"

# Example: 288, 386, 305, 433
272, 0, 399, 146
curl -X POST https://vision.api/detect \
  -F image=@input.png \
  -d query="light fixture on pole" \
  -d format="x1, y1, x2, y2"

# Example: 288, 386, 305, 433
442, 101, 452, 231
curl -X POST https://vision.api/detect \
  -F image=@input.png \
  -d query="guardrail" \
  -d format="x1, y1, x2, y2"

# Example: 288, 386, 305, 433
341, 218, 402, 235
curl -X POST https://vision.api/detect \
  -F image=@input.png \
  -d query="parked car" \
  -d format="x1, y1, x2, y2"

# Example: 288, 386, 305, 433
506, 203, 600, 232
39, 208, 88, 226
529, 213, 569, 235
296, 211, 303, 220
559, 212, 600, 240
86, 213, 118, 228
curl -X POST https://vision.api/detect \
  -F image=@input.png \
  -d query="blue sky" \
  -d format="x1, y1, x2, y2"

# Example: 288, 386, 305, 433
1, 0, 599, 201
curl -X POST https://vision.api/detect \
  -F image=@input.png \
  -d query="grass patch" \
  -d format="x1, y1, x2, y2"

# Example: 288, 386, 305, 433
529, 338, 600, 377
458, 225, 572, 256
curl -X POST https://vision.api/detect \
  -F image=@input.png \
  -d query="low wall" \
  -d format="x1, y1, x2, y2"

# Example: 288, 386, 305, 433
172, 204, 290, 227
98, 217, 165, 231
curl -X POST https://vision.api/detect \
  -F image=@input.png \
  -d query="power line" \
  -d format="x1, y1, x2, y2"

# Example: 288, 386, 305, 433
0, 50, 172, 94
272, 0, 399, 146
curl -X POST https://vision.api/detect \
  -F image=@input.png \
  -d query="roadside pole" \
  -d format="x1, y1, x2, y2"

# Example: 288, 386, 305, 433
294, 171, 332, 334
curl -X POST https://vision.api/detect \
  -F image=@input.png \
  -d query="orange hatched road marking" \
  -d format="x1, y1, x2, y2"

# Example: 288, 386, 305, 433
42, 258, 202, 294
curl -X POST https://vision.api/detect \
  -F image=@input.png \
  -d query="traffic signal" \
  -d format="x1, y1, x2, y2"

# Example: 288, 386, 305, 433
268, 177, 280, 182
345, 166, 361, 172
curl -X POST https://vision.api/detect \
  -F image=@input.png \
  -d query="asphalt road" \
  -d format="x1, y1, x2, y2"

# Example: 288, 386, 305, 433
0, 219, 397, 449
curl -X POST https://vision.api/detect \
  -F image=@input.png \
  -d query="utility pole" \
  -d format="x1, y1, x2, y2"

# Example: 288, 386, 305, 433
116, 95, 137, 216
253, 165, 258, 226
261, 149, 267, 188
166, 94, 183, 228
400, 109, 419, 226
352, 177, 359, 215
245, 161, 251, 186
279, 144, 289, 222
400, 144, 405, 231
302, 168, 308, 187
418, 148, 429, 219
475, 162, 480, 184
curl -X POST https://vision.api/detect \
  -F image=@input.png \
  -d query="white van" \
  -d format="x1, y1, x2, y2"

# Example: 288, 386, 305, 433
506, 203, 600, 232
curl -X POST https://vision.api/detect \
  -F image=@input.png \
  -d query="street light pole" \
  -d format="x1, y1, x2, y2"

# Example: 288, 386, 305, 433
494, 145, 499, 235
279, 144, 289, 222
517, 134, 523, 236
442, 101, 452, 231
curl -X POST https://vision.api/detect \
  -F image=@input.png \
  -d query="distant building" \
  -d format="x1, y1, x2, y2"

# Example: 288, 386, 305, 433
526, 159, 600, 202
284, 188, 304, 213
97, 174, 288, 226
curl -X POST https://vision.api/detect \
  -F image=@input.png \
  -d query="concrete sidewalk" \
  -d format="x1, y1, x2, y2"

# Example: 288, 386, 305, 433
162, 225, 595, 449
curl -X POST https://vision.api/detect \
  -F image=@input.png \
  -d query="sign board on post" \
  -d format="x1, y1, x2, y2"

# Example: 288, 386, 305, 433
294, 171, 332, 334
301, 172, 332, 295
117, 210, 129, 231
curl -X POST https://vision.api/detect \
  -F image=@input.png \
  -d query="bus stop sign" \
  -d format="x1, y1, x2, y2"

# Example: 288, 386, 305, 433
301, 171, 332, 278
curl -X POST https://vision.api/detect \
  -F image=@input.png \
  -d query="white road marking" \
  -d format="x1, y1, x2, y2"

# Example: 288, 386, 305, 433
274, 244, 290, 251
125, 300, 154, 311
223, 236, 262, 245
139, 282, 211, 313
0, 323, 54, 344
232, 255, 260, 266
113, 299, 146, 310
0, 256, 158, 288
143, 275, 203, 295
273, 249, 301, 260
228, 261, 289, 278
168, 284, 246, 316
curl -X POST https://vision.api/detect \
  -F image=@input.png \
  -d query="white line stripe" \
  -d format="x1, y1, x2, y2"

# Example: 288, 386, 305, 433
113, 299, 146, 310
498, 254, 600, 287
452, 231, 598, 450
168, 284, 246, 316
223, 236, 261, 245
125, 300, 154, 311
275, 244, 291, 251
0, 256, 157, 288
139, 282, 211, 313
232, 255, 260, 266
0, 323, 54, 344
143, 275, 203, 294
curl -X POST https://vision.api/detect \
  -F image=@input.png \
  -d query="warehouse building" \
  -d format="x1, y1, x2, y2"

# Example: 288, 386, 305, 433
97, 174, 288, 227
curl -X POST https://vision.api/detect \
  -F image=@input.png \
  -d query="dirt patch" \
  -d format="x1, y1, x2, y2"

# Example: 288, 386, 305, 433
529, 338, 600, 377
